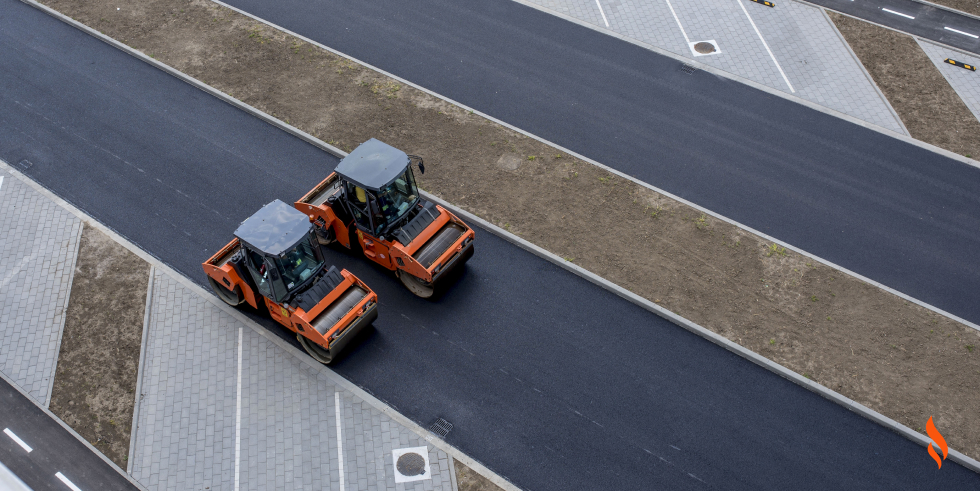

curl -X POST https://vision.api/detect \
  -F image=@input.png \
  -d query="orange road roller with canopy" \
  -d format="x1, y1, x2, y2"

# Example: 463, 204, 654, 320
295, 139, 475, 298
203, 199, 378, 363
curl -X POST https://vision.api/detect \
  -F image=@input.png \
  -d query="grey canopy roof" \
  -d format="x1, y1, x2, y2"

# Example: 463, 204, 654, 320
334, 138, 410, 192
234, 200, 312, 256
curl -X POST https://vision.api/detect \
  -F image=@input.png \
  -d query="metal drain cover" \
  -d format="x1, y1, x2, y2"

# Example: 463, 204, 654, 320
694, 42, 716, 54
429, 418, 453, 438
396, 452, 427, 476
680, 64, 697, 74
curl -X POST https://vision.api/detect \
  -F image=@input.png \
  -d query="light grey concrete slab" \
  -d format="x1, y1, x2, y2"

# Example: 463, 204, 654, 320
131, 270, 456, 490
917, 39, 980, 126
528, 0, 908, 134
0, 169, 82, 406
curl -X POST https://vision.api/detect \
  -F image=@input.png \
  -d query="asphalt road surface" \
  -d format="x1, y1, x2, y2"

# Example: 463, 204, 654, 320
216, 0, 980, 326
1, 1, 979, 489
0, 376, 137, 491
811, 0, 980, 54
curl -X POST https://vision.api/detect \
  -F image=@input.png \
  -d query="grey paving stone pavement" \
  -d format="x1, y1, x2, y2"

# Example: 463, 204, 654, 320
131, 270, 455, 490
916, 39, 980, 125
0, 170, 81, 406
527, 0, 908, 134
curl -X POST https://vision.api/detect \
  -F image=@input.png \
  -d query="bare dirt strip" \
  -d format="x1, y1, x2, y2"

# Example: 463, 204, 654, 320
830, 12, 980, 160
49, 224, 149, 468
39, 0, 980, 462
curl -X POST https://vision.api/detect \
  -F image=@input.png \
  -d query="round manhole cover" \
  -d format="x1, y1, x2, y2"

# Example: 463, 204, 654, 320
396, 452, 426, 476
694, 42, 716, 54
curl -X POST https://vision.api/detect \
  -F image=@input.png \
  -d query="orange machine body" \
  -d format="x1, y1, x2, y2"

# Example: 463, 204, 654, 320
295, 171, 475, 285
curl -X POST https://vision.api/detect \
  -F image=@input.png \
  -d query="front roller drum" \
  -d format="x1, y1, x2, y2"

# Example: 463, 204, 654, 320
298, 302, 378, 364
208, 276, 244, 306
398, 242, 475, 299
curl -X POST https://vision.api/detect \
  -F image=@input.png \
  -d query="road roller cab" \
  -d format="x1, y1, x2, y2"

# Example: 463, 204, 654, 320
295, 138, 475, 298
202, 199, 378, 364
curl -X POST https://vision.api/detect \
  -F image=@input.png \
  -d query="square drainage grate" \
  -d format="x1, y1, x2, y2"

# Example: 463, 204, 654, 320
429, 418, 453, 438
680, 64, 697, 75
18, 159, 33, 170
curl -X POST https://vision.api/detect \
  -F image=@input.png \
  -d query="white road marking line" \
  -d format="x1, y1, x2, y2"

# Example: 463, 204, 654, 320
736, 0, 795, 93
595, 0, 610, 28
55, 472, 82, 491
335, 392, 346, 491
882, 8, 915, 19
234, 327, 242, 491
945, 26, 979, 38
664, 0, 691, 44
0, 176, 4, 191
3, 429, 32, 453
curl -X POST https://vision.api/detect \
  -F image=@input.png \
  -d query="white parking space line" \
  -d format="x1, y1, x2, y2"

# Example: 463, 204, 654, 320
55, 472, 82, 491
883, 8, 915, 19
664, 0, 691, 45
335, 391, 346, 491
736, 0, 795, 93
944, 26, 979, 38
3, 429, 32, 453
595, 0, 609, 28
233, 327, 243, 491
0, 176, 5, 191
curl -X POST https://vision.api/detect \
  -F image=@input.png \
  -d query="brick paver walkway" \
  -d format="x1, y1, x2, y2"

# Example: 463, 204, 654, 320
0, 169, 82, 406
917, 39, 980, 125
131, 270, 456, 491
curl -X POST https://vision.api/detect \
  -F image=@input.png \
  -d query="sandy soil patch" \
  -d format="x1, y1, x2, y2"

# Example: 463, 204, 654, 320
455, 460, 504, 491
40, 0, 980, 460
49, 225, 149, 468
831, 11, 980, 160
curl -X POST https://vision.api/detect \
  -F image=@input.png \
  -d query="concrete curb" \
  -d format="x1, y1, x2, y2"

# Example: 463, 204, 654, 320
127, 266, 154, 476
43, 217, 83, 408
448, 454, 459, 491
0, 157, 523, 490
0, 368, 150, 491
820, 7, 911, 135
20, 0, 980, 336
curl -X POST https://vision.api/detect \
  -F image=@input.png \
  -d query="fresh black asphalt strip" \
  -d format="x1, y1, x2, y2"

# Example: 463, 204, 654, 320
213, 0, 980, 327
0, 375, 138, 491
1, 0, 979, 489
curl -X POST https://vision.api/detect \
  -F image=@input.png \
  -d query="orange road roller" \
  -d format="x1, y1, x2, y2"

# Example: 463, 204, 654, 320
295, 138, 475, 298
203, 199, 378, 364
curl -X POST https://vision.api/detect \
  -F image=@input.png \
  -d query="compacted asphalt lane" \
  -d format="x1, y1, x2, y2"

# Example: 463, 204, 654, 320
2, 2, 979, 490
217, 0, 980, 326
0, 377, 137, 491
811, 0, 980, 54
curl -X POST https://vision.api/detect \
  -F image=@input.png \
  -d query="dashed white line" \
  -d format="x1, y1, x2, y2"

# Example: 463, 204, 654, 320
882, 8, 915, 19
737, 0, 795, 93
595, 0, 610, 28
233, 327, 243, 491
664, 0, 692, 45
944, 26, 979, 38
55, 472, 82, 491
335, 391, 346, 491
3, 429, 32, 453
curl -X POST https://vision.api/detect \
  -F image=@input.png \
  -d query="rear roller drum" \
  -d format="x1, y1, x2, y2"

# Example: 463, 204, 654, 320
397, 269, 435, 298
208, 276, 244, 306
298, 334, 334, 364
